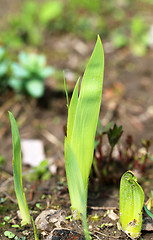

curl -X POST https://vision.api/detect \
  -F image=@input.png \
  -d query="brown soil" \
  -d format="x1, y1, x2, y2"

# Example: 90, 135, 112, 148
0, 0, 153, 239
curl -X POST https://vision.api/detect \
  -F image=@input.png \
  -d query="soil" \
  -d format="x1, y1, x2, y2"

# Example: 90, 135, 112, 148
0, 0, 153, 239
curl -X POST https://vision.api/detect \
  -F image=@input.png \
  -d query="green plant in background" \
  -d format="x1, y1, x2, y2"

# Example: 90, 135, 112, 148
8, 52, 54, 98
130, 16, 149, 56
111, 28, 128, 49
0, 47, 12, 93
65, 36, 104, 239
119, 170, 145, 239
0, 0, 63, 48
9, 111, 31, 225
39, 0, 63, 25
0, 156, 6, 168
1, 1, 42, 48
24, 160, 51, 182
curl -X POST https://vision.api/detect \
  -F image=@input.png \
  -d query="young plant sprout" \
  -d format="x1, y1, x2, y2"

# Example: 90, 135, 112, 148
107, 123, 123, 168
119, 170, 145, 239
9, 111, 31, 225
65, 36, 104, 239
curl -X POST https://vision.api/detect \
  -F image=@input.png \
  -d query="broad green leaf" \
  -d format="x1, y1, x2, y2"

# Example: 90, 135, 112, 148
25, 79, 44, 98
120, 171, 145, 239
11, 63, 28, 78
9, 112, 31, 224
65, 137, 90, 240
70, 36, 104, 187
40, 67, 54, 78
65, 137, 86, 214
8, 78, 23, 92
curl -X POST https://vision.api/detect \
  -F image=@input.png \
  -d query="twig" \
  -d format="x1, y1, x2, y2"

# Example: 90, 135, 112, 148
88, 206, 119, 211
42, 129, 63, 149
90, 233, 101, 240
0, 176, 14, 192
41, 129, 64, 161
3, 191, 17, 204
94, 230, 120, 239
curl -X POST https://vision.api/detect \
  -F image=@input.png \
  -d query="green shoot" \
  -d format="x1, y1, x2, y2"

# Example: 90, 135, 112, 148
144, 204, 153, 219
107, 123, 123, 149
65, 36, 104, 239
9, 111, 31, 225
107, 123, 123, 168
31, 217, 40, 240
119, 170, 145, 239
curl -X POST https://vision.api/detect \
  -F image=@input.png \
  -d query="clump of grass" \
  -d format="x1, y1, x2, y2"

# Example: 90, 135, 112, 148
64, 36, 104, 239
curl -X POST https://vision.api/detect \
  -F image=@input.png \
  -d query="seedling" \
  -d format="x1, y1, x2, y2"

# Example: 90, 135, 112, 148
9, 112, 31, 224
65, 36, 104, 239
119, 170, 145, 239
4, 231, 15, 239
107, 123, 123, 168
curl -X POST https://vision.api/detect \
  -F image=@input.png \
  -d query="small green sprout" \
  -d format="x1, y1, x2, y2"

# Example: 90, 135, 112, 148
119, 170, 145, 239
65, 36, 104, 239
9, 111, 31, 225
107, 123, 123, 168
31, 217, 40, 240
4, 231, 15, 239
107, 123, 123, 150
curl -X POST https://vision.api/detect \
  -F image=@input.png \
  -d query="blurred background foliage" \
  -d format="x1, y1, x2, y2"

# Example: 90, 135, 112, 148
0, 0, 153, 97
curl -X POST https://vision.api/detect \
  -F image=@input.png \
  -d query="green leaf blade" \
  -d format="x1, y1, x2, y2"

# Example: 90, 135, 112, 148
65, 137, 86, 214
9, 111, 31, 224
67, 78, 80, 142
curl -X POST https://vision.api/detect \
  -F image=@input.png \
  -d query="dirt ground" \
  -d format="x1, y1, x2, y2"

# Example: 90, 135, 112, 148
0, 34, 153, 239
0, 1, 153, 239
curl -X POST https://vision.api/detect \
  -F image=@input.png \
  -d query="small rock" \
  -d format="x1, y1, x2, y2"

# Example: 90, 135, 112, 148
21, 139, 45, 167
108, 210, 119, 221
35, 209, 65, 231
142, 216, 153, 231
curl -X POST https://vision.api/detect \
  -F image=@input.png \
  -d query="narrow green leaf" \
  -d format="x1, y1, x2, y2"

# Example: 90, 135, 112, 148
9, 111, 31, 224
67, 78, 80, 142
63, 72, 69, 108
103, 121, 114, 134
144, 204, 153, 219
31, 216, 39, 240
147, 153, 153, 162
